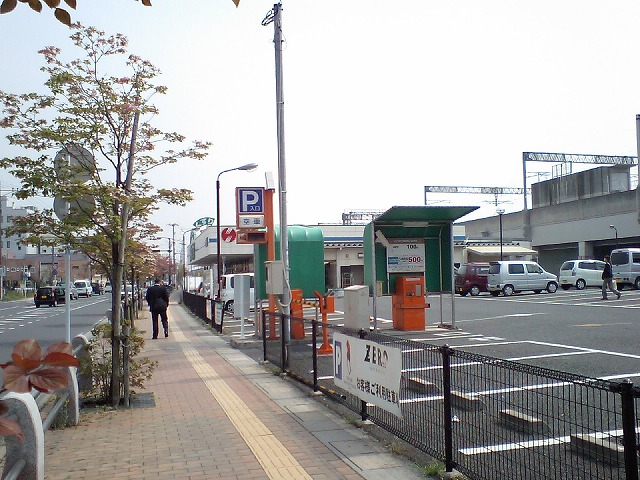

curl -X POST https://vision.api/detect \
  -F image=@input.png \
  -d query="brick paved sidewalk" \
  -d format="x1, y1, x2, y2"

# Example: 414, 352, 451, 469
43, 299, 428, 479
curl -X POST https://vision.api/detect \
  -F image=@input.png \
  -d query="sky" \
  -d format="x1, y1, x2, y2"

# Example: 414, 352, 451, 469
2, 0, 640, 244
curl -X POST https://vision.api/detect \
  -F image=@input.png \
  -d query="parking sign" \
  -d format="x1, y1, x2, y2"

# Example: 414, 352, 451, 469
236, 187, 265, 230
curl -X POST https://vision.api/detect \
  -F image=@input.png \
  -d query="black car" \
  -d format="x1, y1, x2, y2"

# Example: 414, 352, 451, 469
91, 282, 104, 295
34, 286, 66, 307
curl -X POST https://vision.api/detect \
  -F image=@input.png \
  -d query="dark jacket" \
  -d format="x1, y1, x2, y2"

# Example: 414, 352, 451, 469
146, 284, 169, 311
602, 262, 613, 280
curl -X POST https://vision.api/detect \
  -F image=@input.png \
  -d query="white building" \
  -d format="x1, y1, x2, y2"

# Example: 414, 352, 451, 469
0, 195, 38, 259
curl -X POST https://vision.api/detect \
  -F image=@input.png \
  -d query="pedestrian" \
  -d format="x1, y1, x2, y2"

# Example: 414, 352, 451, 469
601, 255, 621, 300
145, 278, 170, 338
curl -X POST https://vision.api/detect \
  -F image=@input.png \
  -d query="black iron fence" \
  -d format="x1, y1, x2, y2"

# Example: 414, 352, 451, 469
182, 291, 226, 333
262, 311, 640, 480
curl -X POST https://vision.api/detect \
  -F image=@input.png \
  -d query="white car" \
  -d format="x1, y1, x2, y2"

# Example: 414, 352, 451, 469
104, 282, 112, 293
559, 259, 605, 290
73, 280, 93, 297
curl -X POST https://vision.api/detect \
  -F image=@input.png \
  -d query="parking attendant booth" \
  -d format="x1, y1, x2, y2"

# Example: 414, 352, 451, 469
364, 205, 478, 331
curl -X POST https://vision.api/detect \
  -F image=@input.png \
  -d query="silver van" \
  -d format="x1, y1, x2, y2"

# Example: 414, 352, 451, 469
610, 248, 640, 290
487, 261, 558, 296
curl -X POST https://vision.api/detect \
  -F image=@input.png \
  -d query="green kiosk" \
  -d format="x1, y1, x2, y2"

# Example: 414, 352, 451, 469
364, 206, 478, 331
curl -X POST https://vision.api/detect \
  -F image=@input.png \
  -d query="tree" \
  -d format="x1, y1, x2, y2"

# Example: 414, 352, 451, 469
0, 24, 210, 405
0, 0, 240, 27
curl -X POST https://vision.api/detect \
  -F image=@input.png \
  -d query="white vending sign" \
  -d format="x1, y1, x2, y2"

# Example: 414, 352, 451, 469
333, 333, 403, 418
386, 241, 425, 273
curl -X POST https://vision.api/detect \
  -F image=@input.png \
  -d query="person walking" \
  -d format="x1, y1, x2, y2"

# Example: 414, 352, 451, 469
601, 255, 621, 300
145, 278, 170, 338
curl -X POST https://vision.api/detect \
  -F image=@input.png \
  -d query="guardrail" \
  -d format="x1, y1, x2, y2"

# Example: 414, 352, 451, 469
263, 312, 640, 480
0, 333, 94, 480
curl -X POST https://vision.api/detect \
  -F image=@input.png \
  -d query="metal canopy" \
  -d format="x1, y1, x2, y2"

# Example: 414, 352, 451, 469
373, 205, 479, 226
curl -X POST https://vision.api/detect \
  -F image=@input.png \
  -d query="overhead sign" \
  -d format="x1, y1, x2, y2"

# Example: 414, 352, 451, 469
386, 240, 425, 273
54, 145, 95, 183
333, 333, 402, 418
236, 187, 265, 230
193, 217, 215, 228
236, 187, 264, 214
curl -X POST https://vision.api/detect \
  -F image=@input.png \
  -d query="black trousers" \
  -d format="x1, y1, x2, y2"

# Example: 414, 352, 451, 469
151, 308, 168, 338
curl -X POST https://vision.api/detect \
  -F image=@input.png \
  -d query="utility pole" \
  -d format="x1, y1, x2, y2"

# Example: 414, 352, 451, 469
169, 223, 178, 286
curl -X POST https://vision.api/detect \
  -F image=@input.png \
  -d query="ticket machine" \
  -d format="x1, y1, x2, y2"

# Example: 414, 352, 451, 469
392, 276, 429, 331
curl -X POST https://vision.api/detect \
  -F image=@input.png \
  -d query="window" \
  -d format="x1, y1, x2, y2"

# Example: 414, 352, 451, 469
560, 262, 574, 271
526, 264, 542, 274
633, 253, 640, 264
6, 241, 9, 249
508, 264, 525, 274
578, 262, 595, 270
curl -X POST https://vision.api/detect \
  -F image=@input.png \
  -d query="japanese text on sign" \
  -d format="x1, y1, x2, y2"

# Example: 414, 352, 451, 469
386, 241, 425, 273
333, 333, 402, 418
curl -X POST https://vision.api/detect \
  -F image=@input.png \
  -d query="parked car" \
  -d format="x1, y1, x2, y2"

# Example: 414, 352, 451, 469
610, 247, 640, 290
91, 282, 104, 295
74, 280, 93, 297
559, 259, 606, 290
34, 285, 73, 307
455, 263, 491, 296
104, 281, 112, 293
220, 273, 255, 312
57, 283, 79, 300
487, 261, 558, 296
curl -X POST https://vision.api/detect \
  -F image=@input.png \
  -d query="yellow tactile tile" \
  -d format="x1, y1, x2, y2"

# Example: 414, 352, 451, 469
172, 324, 313, 480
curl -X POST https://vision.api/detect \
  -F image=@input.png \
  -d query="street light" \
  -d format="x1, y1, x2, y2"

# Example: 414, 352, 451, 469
496, 208, 505, 261
216, 163, 258, 300
609, 224, 618, 248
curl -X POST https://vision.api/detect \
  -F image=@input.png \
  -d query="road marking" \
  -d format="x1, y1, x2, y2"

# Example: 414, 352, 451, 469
172, 324, 313, 480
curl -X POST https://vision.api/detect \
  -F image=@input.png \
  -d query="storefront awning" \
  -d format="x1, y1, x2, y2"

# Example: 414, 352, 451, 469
466, 245, 538, 256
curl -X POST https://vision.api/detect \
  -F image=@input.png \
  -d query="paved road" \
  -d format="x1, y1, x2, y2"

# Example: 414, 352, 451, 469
0, 294, 111, 358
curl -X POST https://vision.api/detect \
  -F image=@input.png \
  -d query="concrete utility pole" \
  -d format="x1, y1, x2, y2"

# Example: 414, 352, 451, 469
169, 223, 178, 286
263, 3, 291, 327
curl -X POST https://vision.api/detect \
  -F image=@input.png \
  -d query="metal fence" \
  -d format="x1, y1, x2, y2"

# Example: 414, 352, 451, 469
262, 311, 640, 480
182, 291, 226, 333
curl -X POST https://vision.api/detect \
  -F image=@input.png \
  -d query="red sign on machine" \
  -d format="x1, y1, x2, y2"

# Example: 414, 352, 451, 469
220, 228, 237, 243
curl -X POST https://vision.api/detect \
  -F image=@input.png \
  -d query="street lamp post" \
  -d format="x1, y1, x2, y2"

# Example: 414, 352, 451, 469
216, 163, 258, 300
169, 223, 178, 287
609, 225, 618, 248
497, 208, 505, 261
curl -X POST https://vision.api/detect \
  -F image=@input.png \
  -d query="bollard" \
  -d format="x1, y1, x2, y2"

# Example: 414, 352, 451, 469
290, 289, 305, 339
314, 291, 333, 355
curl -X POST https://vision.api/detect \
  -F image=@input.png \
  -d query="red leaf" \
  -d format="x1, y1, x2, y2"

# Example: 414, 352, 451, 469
43, 0, 59, 8
44, 342, 72, 356
29, 368, 68, 392
232, 0, 240, 6
3, 365, 31, 393
0, 418, 25, 441
0, 401, 8, 415
0, 0, 18, 14
13, 340, 41, 362
141, 0, 151, 5
42, 352, 78, 368
62, 0, 74, 9
54, 6, 71, 25
27, 0, 41, 12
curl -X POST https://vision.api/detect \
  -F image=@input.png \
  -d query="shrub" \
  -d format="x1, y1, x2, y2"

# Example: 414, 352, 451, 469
79, 322, 157, 403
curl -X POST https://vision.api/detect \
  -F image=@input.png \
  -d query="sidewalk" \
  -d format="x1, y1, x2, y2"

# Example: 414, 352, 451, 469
43, 298, 431, 479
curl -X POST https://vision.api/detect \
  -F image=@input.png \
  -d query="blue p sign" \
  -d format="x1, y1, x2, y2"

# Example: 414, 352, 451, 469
237, 188, 264, 214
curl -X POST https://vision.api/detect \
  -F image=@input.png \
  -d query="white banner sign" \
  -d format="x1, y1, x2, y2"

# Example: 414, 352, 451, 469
386, 241, 425, 273
333, 333, 403, 418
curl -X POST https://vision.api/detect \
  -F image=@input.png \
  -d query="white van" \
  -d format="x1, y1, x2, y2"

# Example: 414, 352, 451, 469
610, 248, 640, 290
220, 273, 255, 312
73, 279, 93, 297
487, 261, 558, 296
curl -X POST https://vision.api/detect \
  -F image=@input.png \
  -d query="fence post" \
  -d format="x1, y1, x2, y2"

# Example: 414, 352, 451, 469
312, 319, 319, 392
281, 314, 287, 371
67, 366, 80, 426
1, 392, 44, 480
359, 328, 368, 421
618, 380, 639, 480
262, 310, 268, 363
440, 344, 455, 473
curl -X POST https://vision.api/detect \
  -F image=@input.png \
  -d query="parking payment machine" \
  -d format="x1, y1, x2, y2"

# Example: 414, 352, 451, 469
392, 276, 429, 331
